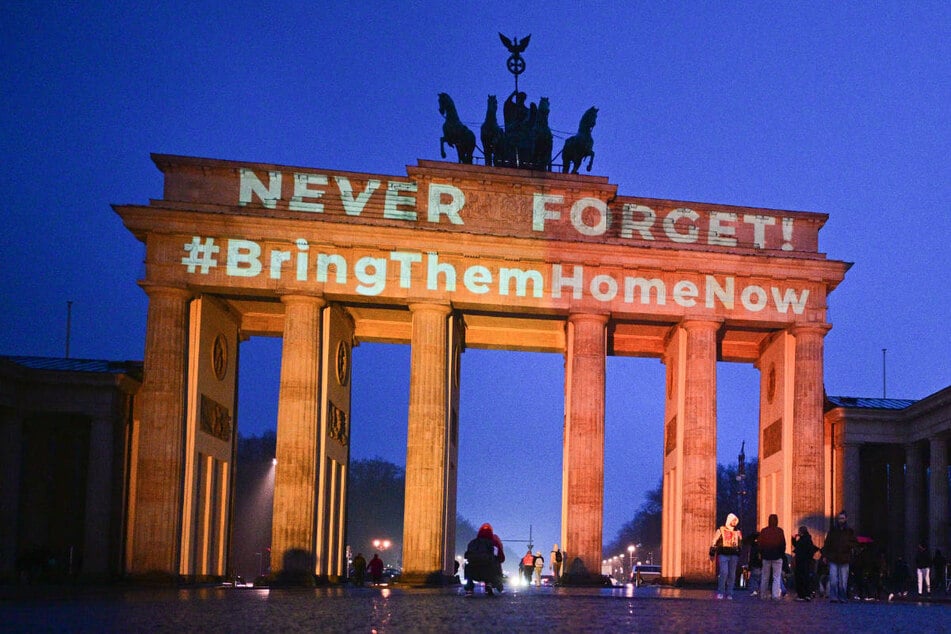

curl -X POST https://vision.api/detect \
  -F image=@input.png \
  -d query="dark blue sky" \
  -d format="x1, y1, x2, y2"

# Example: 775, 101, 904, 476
3, 3, 948, 558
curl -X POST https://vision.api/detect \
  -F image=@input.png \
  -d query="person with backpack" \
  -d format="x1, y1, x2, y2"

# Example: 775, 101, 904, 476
464, 522, 505, 596
550, 544, 563, 583
532, 551, 545, 586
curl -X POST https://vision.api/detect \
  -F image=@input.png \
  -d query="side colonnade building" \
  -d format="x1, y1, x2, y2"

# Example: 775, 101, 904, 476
826, 388, 951, 566
113, 155, 851, 584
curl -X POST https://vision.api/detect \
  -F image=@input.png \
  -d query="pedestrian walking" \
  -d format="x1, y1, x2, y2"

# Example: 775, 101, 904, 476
367, 553, 384, 585
915, 543, 932, 595
533, 551, 545, 586
521, 548, 535, 585
351, 552, 367, 587
550, 543, 563, 583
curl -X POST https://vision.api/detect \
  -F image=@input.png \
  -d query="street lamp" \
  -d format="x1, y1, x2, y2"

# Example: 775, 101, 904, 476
372, 538, 391, 552
627, 545, 636, 574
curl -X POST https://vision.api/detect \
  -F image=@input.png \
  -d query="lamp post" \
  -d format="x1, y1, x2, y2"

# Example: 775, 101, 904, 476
627, 545, 636, 576
736, 441, 747, 531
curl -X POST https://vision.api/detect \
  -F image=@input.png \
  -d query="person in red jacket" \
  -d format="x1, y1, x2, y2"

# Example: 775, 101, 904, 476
464, 522, 505, 596
367, 553, 385, 585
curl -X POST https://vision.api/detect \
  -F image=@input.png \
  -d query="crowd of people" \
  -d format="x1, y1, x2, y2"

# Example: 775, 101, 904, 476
349, 513, 947, 600
711, 510, 948, 602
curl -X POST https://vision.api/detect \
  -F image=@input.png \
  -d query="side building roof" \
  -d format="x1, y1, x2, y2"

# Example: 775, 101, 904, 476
826, 395, 917, 411
0, 355, 143, 381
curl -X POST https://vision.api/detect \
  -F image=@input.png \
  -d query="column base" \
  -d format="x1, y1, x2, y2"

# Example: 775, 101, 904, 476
398, 571, 452, 586
559, 572, 615, 587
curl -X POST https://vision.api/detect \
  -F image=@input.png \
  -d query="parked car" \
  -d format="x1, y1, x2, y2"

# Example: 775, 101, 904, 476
630, 564, 662, 586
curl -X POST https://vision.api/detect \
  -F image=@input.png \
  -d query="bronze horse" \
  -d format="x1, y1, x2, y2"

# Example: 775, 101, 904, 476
530, 97, 552, 171
561, 106, 597, 173
439, 93, 475, 164
480, 95, 504, 167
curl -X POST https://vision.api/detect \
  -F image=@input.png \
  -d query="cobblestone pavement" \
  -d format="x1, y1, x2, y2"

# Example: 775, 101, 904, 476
2, 584, 948, 633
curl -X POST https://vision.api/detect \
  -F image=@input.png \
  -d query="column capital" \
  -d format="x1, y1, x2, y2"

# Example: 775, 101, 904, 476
408, 302, 452, 316
567, 312, 609, 326
679, 318, 723, 332
279, 292, 325, 307
788, 322, 832, 337
138, 282, 193, 300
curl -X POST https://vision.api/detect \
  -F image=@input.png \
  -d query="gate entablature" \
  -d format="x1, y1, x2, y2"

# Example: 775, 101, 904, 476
116, 155, 849, 331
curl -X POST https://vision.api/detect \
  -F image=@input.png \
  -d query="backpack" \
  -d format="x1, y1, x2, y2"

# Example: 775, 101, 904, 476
555, 550, 563, 563
465, 537, 495, 565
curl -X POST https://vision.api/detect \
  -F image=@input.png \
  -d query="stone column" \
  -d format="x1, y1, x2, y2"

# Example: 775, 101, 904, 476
562, 313, 607, 581
401, 303, 452, 583
679, 320, 719, 583
271, 294, 325, 579
790, 324, 830, 536
842, 443, 862, 530
83, 416, 114, 576
128, 285, 191, 576
0, 412, 23, 577
905, 442, 923, 565
929, 436, 948, 555
886, 447, 906, 560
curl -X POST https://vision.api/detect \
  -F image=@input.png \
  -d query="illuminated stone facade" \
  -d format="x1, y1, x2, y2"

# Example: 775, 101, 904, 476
114, 155, 849, 583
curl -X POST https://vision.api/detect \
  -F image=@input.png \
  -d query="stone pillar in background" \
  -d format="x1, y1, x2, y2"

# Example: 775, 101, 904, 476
127, 285, 191, 576
0, 412, 23, 577
929, 436, 948, 556
562, 313, 608, 582
401, 303, 453, 584
842, 443, 861, 529
904, 441, 923, 565
886, 447, 906, 565
271, 294, 324, 579
83, 416, 114, 575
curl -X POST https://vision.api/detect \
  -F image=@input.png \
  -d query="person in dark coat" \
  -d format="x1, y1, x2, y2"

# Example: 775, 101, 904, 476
791, 526, 818, 600
821, 512, 858, 603
933, 550, 947, 595
464, 522, 505, 596
758, 514, 786, 600
888, 556, 910, 600
351, 552, 367, 586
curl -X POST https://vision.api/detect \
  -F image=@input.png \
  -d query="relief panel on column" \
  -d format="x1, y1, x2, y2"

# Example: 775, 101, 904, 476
757, 332, 789, 529
317, 303, 354, 578
182, 296, 239, 577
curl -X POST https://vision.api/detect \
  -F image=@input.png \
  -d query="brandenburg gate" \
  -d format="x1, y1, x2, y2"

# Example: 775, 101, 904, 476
114, 154, 848, 584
